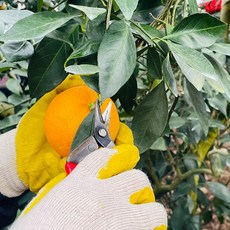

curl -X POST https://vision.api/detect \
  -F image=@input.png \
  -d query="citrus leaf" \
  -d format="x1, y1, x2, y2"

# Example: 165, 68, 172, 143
162, 54, 178, 96
168, 41, 218, 82
188, 0, 199, 13
81, 74, 99, 93
65, 64, 99, 75
150, 137, 167, 151
209, 43, 230, 56
0, 10, 33, 27
66, 39, 100, 64
70, 112, 93, 152
140, 24, 163, 39
37, 0, 43, 12
114, 0, 139, 20
169, 116, 186, 129
69, 4, 106, 20
0, 62, 15, 72
173, 52, 205, 91
186, 80, 210, 135
205, 54, 230, 101
130, 23, 154, 45
131, 82, 168, 153
0, 12, 76, 42
0, 41, 34, 62
164, 13, 226, 49
0, 91, 7, 102
0, 114, 21, 131
147, 47, 162, 79
6, 78, 23, 96
115, 73, 137, 113
207, 182, 230, 203
98, 20, 136, 99
28, 37, 72, 99
208, 94, 227, 117
47, 30, 74, 49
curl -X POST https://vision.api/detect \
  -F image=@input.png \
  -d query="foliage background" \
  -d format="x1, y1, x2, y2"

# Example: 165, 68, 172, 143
0, 0, 230, 229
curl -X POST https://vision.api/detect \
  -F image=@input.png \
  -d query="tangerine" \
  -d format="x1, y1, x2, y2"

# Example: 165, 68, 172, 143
44, 85, 120, 157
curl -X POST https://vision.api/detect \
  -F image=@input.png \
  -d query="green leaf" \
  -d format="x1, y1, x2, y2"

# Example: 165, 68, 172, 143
112, 1, 120, 12
66, 39, 100, 65
28, 37, 72, 99
0, 62, 15, 72
130, 22, 153, 45
184, 154, 198, 170
207, 182, 230, 202
147, 47, 162, 79
169, 115, 186, 129
47, 30, 74, 49
205, 54, 230, 101
171, 203, 188, 230
0, 102, 14, 119
69, 4, 106, 20
209, 152, 229, 177
208, 94, 227, 117
0, 10, 33, 27
81, 74, 99, 93
141, 24, 163, 39
150, 137, 167, 151
171, 132, 189, 151
7, 94, 25, 106
0, 91, 7, 102
65, 64, 99, 75
164, 13, 226, 49
132, 3, 163, 24
172, 182, 193, 201
85, 13, 106, 42
37, 0, 43, 11
186, 215, 201, 230
0, 12, 76, 42
186, 80, 210, 135
162, 54, 178, 96
209, 43, 230, 56
0, 41, 34, 62
167, 41, 218, 85
115, 73, 137, 113
219, 134, 230, 145
173, 51, 205, 91
6, 78, 23, 96
98, 20, 136, 99
0, 21, 4, 36
187, 194, 195, 214
114, 0, 139, 20
188, 0, 199, 13
131, 82, 168, 153
0, 114, 21, 131
71, 112, 93, 152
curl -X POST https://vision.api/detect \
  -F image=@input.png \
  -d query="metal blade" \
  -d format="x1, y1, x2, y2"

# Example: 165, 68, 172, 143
102, 101, 112, 128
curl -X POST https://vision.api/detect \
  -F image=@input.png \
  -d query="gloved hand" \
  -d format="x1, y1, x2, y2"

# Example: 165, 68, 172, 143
10, 146, 167, 230
0, 74, 135, 197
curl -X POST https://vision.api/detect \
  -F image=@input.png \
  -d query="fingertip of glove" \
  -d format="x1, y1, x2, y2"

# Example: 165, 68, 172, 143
115, 122, 134, 145
130, 187, 155, 205
154, 224, 167, 230
97, 144, 140, 179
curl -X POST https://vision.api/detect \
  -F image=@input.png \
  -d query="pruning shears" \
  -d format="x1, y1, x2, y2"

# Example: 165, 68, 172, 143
65, 99, 115, 175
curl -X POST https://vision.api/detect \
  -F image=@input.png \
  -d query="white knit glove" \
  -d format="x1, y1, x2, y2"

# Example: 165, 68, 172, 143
10, 148, 167, 230
0, 129, 27, 197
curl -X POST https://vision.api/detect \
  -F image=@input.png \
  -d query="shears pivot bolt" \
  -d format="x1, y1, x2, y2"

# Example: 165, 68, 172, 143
98, 128, 107, 137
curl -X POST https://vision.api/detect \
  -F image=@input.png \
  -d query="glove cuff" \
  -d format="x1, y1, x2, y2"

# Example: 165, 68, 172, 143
0, 129, 27, 197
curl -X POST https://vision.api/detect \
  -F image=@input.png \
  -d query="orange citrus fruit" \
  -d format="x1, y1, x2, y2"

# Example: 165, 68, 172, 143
44, 85, 120, 157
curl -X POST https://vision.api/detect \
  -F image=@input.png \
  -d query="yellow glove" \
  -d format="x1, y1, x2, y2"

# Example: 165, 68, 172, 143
0, 74, 138, 197
11, 146, 167, 230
